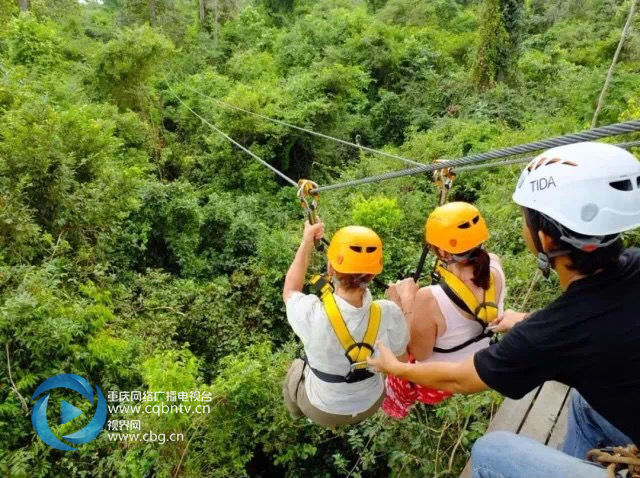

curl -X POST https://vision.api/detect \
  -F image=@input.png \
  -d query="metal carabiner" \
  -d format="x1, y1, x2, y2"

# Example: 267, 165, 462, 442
349, 360, 369, 371
297, 179, 323, 250
433, 161, 456, 206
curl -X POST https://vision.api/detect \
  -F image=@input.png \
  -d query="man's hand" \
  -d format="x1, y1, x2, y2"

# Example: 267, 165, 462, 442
489, 309, 528, 333
367, 341, 402, 376
302, 221, 324, 245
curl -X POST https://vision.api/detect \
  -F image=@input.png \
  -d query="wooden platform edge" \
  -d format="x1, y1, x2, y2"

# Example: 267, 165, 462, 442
459, 383, 571, 478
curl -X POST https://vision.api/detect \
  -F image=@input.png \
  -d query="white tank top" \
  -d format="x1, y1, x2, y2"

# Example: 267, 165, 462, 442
420, 257, 506, 364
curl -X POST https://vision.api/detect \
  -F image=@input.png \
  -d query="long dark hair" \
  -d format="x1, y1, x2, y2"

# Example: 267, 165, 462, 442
460, 247, 491, 290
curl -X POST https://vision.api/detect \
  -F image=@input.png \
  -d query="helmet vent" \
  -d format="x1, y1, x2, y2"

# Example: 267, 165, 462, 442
347, 246, 378, 254
528, 157, 578, 171
609, 179, 633, 191
458, 222, 471, 229
637, 176, 640, 188
472, 215, 480, 224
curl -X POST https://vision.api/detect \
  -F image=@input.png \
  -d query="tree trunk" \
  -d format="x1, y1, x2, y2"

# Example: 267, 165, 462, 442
149, 0, 157, 26
199, 0, 205, 21
214, 0, 219, 43
17, 0, 28, 11
591, 0, 638, 128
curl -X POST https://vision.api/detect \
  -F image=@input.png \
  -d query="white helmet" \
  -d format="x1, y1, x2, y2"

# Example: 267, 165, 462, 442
512, 142, 640, 250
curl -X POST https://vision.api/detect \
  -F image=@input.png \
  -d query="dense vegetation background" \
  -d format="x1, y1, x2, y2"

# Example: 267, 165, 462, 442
0, 0, 639, 477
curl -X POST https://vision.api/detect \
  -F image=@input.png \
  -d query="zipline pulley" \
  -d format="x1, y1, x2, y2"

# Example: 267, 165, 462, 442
413, 163, 456, 282
433, 162, 456, 206
297, 179, 326, 250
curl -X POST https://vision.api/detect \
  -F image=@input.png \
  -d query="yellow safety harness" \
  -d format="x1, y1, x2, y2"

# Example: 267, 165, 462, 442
431, 261, 498, 354
304, 275, 381, 383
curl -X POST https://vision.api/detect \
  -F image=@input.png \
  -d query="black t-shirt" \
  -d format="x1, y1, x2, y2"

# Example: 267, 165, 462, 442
474, 248, 640, 445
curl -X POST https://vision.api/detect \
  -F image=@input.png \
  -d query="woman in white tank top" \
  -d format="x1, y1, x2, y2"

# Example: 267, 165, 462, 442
382, 202, 506, 418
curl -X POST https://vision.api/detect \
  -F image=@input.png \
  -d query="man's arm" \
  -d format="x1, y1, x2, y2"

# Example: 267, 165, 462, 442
368, 342, 489, 394
282, 222, 324, 303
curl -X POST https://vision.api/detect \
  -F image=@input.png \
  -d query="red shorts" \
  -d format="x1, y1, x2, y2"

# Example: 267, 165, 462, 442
382, 365, 453, 419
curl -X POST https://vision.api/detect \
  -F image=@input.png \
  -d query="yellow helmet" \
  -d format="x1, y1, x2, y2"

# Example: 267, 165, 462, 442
327, 226, 383, 275
425, 202, 489, 254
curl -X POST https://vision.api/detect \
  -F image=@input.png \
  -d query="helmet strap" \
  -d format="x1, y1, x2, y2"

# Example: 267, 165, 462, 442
524, 208, 570, 278
450, 247, 480, 264
536, 249, 570, 278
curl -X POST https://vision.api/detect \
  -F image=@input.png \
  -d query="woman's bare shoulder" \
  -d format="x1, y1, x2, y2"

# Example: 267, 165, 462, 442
488, 252, 503, 265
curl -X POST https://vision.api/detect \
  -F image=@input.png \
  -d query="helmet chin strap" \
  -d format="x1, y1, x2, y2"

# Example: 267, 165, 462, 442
524, 209, 570, 278
438, 248, 477, 266
536, 249, 570, 278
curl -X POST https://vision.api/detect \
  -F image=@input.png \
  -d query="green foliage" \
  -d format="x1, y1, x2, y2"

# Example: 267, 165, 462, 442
7, 14, 62, 67
0, 0, 18, 25
352, 194, 404, 238
472, 0, 524, 89
0, 99, 146, 264
94, 25, 174, 112
1, 0, 639, 477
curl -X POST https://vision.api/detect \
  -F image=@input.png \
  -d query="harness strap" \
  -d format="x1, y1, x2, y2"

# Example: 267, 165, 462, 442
439, 278, 473, 315
432, 330, 493, 354
306, 275, 382, 382
429, 262, 498, 354
305, 361, 374, 383
435, 263, 498, 324
356, 302, 381, 365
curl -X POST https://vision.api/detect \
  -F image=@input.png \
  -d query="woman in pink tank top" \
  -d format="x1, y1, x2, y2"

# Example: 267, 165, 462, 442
382, 202, 506, 419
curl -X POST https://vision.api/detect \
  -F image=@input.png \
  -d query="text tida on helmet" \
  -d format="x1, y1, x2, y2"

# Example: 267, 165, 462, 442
513, 142, 640, 249
425, 202, 489, 257
327, 226, 383, 275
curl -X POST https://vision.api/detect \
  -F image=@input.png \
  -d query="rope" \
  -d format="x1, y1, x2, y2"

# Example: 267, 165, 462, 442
312, 120, 640, 193
588, 445, 640, 478
183, 86, 425, 167
165, 82, 298, 187
454, 139, 640, 173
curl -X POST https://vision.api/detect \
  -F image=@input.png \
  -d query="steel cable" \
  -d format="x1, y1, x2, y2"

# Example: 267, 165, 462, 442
312, 121, 640, 193
165, 81, 298, 187
183, 86, 425, 167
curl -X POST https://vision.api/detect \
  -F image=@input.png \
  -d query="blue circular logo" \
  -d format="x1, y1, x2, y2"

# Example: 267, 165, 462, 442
31, 373, 107, 451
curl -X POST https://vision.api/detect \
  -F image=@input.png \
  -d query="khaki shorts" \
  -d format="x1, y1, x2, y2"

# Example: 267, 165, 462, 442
282, 358, 384, 427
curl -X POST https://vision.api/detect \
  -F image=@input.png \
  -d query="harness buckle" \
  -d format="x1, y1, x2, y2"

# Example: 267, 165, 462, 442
344, 366, 374, 383
310, 274, 333, 296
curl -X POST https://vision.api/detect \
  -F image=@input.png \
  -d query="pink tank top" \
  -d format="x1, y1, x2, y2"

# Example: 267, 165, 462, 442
420, 257, 506, 364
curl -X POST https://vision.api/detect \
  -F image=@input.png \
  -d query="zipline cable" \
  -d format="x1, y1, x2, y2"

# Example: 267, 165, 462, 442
311, 120, 640, 193
183, 85, 425, 167
453, 139, 640, 173
165, 82, 298, 187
